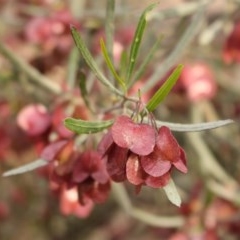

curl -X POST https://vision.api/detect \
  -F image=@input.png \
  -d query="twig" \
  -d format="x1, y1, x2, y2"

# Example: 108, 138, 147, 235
186, 104, 238, 185
207, 179, 240, 204
186, 131, 235, 183
0, 42, 62, 95
130, 207, 184, 228
111, 183, 184, 228
111, 183, 132, 212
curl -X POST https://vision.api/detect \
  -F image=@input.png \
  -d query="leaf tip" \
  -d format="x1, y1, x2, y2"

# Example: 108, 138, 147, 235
63, 117, 71, 124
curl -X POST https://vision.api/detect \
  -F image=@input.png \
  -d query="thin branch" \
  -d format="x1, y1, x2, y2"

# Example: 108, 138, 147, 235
207, 179, 240, 204
186, 104, 238, 185
149, 0, 209, 21
111, 183, 132, 212
112, 183, 184, 228
130, 208, 184, 228
0, 42, 62, 95
186, 131, 235, 183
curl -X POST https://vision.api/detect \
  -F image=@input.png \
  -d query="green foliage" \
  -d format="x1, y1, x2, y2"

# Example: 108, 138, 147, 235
126, 3, 157, 83
146, 65, 183, 112
64, 117, 114, 134
100, 38, 127, 92
71, 26, 123, 96
130, 35, 163, 87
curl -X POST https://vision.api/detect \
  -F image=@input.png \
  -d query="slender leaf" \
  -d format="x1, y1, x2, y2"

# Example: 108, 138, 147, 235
67, 46, 79, 89
146, 64, 183, 112
129, 35, 164, 88
163, 178, 181, 207
3, 159, 49, 177
100, 38, 126, 91
155, 119, 234, 132
64, 117, 114, 134
119, 50, 128, 79
79, 71, 91, 109
126, 3, 157, 82
70, 26, 123, 96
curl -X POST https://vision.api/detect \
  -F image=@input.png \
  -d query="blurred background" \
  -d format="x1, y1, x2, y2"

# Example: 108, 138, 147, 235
1, 0, 240, 239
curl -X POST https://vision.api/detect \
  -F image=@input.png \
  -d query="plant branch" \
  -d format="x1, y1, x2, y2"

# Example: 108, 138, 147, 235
186, 103, 238, 185
0, 42, 62, 94
207, 179, 240, 205
130, 207, 184, 228
112, 183, 184, 228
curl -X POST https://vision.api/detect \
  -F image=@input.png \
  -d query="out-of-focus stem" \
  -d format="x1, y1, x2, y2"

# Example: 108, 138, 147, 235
112, 183, 184, 228
130, 208, 184, 228
0, 42, 62, 95
186, 102, 238, 185
207, 179, 240, 205
111, 183, 132, 212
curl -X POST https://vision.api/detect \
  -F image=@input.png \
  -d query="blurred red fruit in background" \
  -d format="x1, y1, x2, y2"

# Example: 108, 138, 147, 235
17, 104, 51, 136
179, 63, 217, 102
223, 21, 240, 64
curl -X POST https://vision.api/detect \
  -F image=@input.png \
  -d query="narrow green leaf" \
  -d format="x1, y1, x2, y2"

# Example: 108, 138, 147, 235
67, 46, 80, 89
78, 71, 91, 109
126, 3, 157, 82
3, 159, 49, 177
100, 38, 126, 92
163, 178, 181, 207
129, 35, 164, 88
119, 50, 128, 79
155, 119, 234, 132
70, 26, 123, 97
146, 64, 183, 112
64, 117, 114, 134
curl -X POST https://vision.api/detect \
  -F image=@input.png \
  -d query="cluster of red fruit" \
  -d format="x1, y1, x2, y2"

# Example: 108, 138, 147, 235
17, 103, 188, 217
